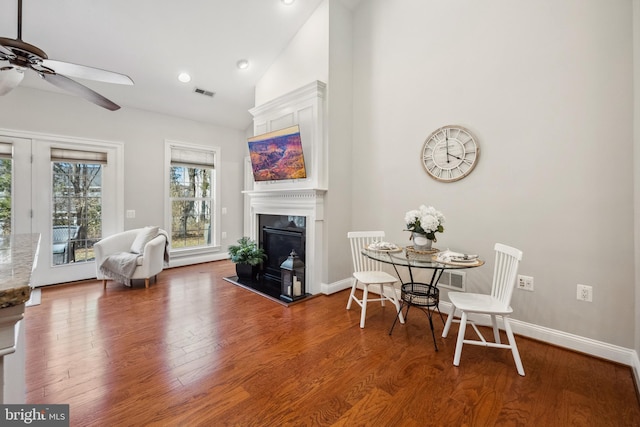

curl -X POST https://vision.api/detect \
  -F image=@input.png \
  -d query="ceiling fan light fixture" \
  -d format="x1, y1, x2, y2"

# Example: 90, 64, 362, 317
178, 72, 192, 83
236, 59, 250, 70
0, 67, 24, 95
281, 0, 295, 5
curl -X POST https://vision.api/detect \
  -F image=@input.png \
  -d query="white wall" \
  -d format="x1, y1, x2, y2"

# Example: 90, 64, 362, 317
0, 86, 247, 257
326, 0, 354, 284
255, 1, 329, 106
352, 0, 634, 347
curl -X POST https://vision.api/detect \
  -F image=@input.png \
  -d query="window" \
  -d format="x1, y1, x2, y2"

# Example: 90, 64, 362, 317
167, 142, 218, 252
51, 148, 106, 265
0, 143, 11, 237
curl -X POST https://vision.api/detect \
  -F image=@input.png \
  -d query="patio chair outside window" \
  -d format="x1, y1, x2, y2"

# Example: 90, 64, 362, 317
52, 225, 80, 265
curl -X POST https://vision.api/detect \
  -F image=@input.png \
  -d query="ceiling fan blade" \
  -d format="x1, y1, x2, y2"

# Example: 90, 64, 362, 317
42, 60, 134, 85
40, 73, 121, 111
0, 43, 15, 59
0, 67, 24, 95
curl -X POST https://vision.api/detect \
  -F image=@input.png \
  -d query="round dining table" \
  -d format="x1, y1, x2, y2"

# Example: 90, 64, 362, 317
361, 246, 484, 350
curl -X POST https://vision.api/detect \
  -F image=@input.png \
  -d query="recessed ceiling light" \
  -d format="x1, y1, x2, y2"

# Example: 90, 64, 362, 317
236, 59, 250, 70
281, 0, 295, 5
178, 72, 191, 83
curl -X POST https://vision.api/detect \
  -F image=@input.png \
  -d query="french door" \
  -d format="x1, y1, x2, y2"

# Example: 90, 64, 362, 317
0, 131, 123, 286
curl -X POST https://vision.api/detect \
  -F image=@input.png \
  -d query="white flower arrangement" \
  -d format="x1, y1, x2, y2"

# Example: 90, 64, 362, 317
405, 205, 445, 242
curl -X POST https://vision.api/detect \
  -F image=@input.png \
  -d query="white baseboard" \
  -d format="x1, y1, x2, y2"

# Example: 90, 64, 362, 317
321, 278, 352, 295
168, 251, 230, 268
323, 277, 640, 395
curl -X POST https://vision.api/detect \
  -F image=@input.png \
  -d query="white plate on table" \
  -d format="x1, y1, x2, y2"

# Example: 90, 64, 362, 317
366, 243, 402, 253
450, 257, 478, 263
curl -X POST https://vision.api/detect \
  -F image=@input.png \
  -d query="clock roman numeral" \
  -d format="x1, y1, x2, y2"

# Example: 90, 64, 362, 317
429, 165, 443, 177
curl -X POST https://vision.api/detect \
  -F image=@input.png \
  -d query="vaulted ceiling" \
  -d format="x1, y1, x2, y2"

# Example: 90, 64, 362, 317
0, 0, 362, 130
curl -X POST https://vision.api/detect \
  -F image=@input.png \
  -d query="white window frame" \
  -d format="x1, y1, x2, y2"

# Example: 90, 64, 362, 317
164, 139, 221, 265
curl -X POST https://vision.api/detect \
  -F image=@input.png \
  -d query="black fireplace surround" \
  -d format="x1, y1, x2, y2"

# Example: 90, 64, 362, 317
224, 214, 306, 304
260, 214, 306, 283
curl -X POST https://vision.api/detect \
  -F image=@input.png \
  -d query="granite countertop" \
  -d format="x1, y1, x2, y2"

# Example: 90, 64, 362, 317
0, 234, 39, 308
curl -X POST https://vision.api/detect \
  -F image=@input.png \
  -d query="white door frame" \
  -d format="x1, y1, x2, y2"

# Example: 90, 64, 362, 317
0, 128, 124, 286
0, 135, 31, 235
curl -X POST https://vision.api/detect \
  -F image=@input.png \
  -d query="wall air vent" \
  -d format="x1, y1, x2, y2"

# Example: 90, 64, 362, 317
437, 270, 466, 291
194, 88, 215, 97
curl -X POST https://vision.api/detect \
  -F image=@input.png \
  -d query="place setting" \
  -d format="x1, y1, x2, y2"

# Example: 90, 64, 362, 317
365, 240, 402, 253
432, 249, 484, 267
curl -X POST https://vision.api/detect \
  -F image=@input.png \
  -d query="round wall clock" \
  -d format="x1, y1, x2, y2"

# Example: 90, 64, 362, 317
421, 125, 480, 182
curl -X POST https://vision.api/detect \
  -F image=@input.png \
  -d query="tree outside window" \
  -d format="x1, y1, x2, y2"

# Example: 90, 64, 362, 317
52, 161, 102, 264
170, 165, 213, 248
0, 158, 11, 237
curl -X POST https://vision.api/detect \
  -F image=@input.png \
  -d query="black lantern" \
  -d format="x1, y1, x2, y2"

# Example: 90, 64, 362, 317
280, 250, 305, 302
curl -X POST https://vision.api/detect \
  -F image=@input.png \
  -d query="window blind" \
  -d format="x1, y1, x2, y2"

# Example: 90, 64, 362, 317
170, 146, 215, 168
0, 142, 12, 159
50, 148, 108, 164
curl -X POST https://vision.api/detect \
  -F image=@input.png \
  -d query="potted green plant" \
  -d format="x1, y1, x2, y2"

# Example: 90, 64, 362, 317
228, 237, 267, 279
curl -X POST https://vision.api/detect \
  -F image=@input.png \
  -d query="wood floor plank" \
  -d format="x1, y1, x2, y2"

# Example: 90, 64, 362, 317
24, 260, 640, 426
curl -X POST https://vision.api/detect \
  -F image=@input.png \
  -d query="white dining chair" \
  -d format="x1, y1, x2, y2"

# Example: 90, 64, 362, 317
442, 243, 525, 376
347, 231, 404, 328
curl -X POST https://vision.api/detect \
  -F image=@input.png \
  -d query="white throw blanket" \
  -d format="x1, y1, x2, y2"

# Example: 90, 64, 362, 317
100, 252, 141, 287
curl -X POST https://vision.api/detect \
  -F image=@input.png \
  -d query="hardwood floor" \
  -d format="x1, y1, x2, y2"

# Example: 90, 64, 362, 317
25, 260, 640, 426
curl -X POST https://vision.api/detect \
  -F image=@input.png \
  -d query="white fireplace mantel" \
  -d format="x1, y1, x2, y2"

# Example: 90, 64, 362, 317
243, 188, 326, 295
244, 188, 326, 215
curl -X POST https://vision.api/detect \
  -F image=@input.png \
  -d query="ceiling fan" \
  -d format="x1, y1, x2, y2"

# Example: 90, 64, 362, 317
0, 0, 133, 110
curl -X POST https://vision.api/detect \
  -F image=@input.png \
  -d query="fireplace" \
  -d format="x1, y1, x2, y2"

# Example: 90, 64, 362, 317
260, 215, 305, 282
244, 188, 325, 295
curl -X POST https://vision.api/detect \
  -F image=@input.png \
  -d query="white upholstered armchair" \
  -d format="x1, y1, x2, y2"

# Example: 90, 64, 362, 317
94, 227, 169, 288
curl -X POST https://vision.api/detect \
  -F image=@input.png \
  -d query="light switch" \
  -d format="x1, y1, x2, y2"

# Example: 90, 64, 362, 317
222, 207, 227, 215
126, 210, 136, 219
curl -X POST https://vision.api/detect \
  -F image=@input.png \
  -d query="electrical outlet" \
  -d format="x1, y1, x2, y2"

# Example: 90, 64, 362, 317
517, 275, 534, 291
126, 209, 135, 219
577, 284, 593, 302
